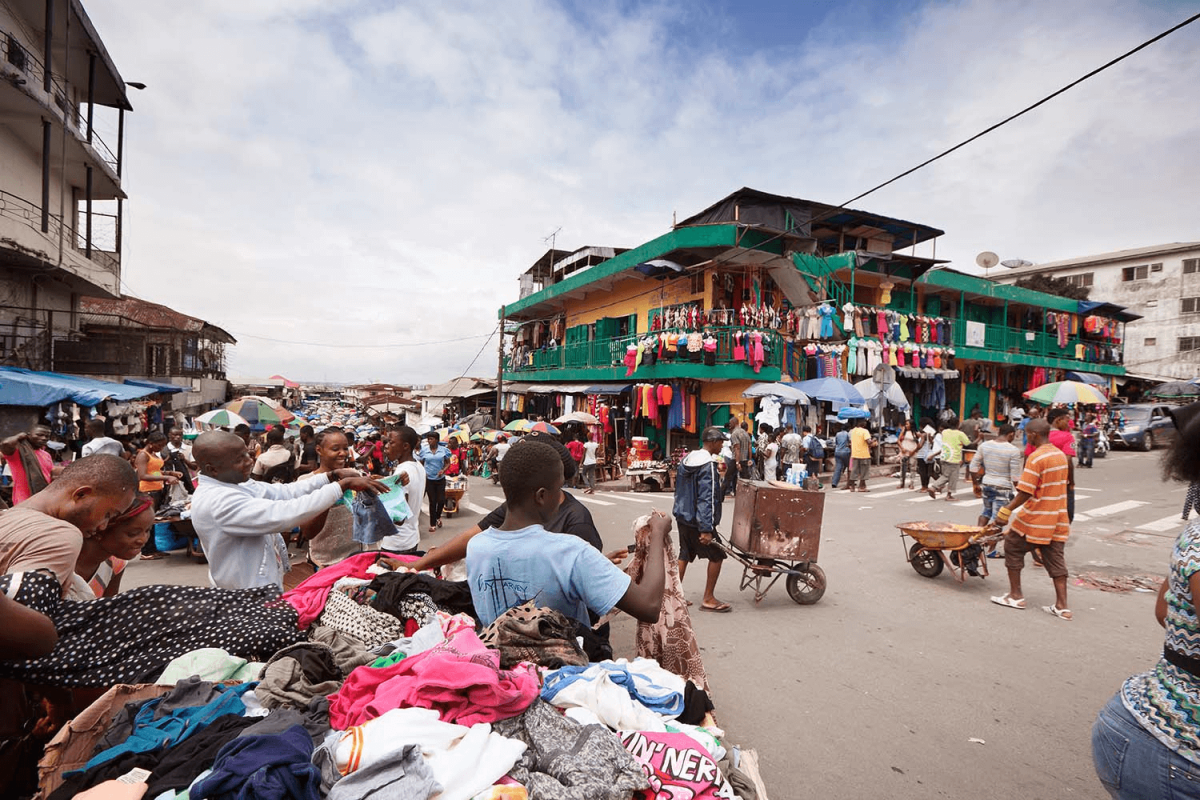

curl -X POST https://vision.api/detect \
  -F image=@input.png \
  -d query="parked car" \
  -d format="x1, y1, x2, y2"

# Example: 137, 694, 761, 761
1115, 404, 1177, 451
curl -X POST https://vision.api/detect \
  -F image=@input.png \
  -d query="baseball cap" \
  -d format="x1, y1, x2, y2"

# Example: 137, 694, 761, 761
702, 426, 727, 442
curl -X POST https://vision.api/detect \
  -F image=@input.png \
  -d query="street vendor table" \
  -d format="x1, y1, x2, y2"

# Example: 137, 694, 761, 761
626, 467, 671, 492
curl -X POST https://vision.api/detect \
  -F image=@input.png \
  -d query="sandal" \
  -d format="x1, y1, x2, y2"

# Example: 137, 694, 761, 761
1042, 605, 1073, 621
140, 552, 167, 561
429, 525, 437, 533
990, 593, 1026, 610
700, 601, 732, 613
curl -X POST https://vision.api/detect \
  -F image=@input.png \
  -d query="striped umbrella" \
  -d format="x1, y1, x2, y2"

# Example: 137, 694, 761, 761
503, 419, 533, 432
1023, 380, 1107, 406
526, 421, 560, 435
224, 397, 295, 429
470, 429, 503, 442
195, 408, 250, 428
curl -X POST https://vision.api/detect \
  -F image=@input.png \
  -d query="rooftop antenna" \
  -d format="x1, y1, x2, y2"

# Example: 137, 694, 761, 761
543, 226, 563, 259
975, 251, 999, 280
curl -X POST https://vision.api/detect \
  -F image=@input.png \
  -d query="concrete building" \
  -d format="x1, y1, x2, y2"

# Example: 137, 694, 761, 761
996, 242, 1200, 382
1, 0, 134, 369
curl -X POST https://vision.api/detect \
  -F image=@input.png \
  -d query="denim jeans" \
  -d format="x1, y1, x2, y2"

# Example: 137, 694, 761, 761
1080, 437, 1096, 467
1092, 692, 1200, 799
831, 452, 850, 487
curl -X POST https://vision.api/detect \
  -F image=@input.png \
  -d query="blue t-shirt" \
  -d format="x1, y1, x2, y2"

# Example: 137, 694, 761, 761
465, 523, 632, 627
418, 443, 452, 480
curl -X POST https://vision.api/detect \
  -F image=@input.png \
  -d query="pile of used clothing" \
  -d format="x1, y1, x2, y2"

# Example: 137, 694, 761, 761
36, 550, 770, 800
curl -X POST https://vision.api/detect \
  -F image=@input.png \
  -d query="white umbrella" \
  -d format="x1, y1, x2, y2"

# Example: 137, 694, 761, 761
742, 382, 810, 405
194, 408, 250, 428
853, 378, 910, 411
554, 411, 601, 425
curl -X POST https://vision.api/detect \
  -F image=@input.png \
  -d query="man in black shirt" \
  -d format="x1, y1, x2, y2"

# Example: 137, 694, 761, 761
296, 425, 318, 476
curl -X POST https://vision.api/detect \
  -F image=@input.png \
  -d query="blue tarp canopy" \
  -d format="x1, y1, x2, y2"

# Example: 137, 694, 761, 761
1077, 300, 1142, 323
123, 378, 185, 394
1065, 371, 1109, 388
0, 367, 156, 408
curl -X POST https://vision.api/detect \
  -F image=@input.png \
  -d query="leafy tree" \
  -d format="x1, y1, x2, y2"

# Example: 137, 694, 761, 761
1014, 274, 1091, 301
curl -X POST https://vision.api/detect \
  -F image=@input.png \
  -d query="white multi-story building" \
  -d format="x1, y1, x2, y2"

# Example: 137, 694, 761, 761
0, 0, 133, 370
997, 242, 1200, 382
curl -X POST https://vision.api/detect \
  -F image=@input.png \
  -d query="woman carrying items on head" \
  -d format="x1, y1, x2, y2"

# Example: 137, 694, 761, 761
1092, 401, 1200, 798
68, 494, 154, 600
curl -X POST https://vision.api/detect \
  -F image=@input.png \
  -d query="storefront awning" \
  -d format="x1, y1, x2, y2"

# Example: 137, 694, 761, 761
895, 367, 960, 380
1065, 371, 1109, 388
585, 384, 633, 395
0, 367, 157, 408
526, 383, 596, 394
123, 378, 185, 394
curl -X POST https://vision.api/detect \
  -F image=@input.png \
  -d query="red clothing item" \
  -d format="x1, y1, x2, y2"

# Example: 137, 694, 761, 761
282, 551, 418, 628
566, 440, 585, 462
328, 629, 540, 728
2, 449, 52, 504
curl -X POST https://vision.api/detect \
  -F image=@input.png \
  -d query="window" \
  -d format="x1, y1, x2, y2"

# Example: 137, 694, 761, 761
1066, 273, 1094, 288
1151, 263, 1164, 272
1185, 259, 1200, 275
1180, 337, 1200, 352
1184, 298, 1200, 314
1145, 299, 1159, 308
1144, 337, 1157, 346
1122, 265, 1150, 281
689, 272, 705, 295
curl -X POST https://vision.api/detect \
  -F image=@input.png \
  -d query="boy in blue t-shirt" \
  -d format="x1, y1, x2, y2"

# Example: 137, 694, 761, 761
466, 439, 667, 627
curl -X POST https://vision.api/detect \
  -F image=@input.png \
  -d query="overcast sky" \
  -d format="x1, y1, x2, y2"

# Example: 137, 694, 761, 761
86, 0, 1200, 385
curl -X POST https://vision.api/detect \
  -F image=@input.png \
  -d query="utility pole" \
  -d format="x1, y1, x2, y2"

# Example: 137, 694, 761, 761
496, 306, 505, 427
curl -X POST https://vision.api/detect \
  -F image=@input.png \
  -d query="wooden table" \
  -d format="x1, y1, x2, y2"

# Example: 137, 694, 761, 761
626, 467, 672, 492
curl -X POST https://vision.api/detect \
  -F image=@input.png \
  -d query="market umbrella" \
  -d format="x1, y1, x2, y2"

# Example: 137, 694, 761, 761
471, 429, 503, 442
853, 378, 910, 411
526, 421, 560, 435
434, 426, 471, 443
741, 382, 810, 405
1150, 380, 1200, 399
554, 411, 601, 425
789, 378, 865, 405
1023, 380, 1108, 406
224, 397, 295, 428
837, 407, 872, 420
504, 419, 533, 432
195, 408, 250, 428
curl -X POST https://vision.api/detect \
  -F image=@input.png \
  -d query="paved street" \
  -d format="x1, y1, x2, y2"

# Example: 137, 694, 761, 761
126, 448, 1184, 799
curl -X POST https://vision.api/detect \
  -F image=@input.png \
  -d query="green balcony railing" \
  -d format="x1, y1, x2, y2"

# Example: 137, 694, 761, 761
948, 318, 1122, 365
507, 326, 784, 374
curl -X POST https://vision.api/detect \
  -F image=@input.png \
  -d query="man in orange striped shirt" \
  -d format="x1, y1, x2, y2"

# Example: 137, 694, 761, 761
989, 419, 1072, 620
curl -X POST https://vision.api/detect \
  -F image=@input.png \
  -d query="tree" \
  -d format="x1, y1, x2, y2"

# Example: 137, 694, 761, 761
1014, 274, 1091, 301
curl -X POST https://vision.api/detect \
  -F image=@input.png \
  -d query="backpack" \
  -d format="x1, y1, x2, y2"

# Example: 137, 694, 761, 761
806, 435, 825, 459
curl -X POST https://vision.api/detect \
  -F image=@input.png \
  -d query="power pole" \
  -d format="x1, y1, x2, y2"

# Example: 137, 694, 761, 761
496, 306, 505, 426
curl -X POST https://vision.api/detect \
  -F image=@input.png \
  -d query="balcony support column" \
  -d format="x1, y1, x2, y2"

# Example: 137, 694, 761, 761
43, 0, 53, 92
116, 107, 124, 177
40, 119, 51, 232
86, 51, 96, 143
85, 165, 93, 258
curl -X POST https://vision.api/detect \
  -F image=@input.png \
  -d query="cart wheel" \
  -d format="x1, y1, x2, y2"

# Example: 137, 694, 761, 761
909, 543, 944, 578
786, 564, 827, 605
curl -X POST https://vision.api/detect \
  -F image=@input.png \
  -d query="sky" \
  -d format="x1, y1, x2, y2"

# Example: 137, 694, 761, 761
84, 0, 1200, 385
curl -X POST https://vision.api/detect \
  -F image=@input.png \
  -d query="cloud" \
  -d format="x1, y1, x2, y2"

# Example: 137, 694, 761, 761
83, 0, 1200, 383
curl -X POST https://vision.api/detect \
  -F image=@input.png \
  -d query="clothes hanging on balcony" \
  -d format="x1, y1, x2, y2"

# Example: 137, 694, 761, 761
818, 304, 835, 339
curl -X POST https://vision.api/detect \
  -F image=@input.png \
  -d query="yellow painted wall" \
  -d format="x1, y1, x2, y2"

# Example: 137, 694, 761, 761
562, 272, 707, 333
700, 380, 757, 432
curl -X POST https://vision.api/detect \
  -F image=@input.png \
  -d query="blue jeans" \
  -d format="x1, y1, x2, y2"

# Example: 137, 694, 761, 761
981, 485, 1013, 521
1093, 692, 1200, 799
831, 452, 850, 487
1080, 437, 1096, 467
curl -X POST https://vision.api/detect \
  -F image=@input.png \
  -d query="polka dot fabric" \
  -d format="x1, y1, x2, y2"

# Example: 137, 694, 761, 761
0, 571, 304, 687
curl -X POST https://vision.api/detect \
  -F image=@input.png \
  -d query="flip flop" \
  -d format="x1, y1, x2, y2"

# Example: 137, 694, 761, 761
990, 594, 1026, 610
1042, 605, 1073, 621
140, 552, 167, 561
700, 602, 732, 613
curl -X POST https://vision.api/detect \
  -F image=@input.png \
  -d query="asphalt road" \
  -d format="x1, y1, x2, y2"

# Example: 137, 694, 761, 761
126, 447, 1184, 799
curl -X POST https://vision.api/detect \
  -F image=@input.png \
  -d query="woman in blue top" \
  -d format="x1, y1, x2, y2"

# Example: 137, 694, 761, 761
1093, 401, 1200, 798
418, 432, 453, 532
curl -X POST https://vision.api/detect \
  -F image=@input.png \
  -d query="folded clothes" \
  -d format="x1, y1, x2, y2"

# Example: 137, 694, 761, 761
328, 629, 540, 729
317, 707, 525, 800
492, 699, 649, 800
192, 724, 322, 800
282, 551, 419, 629
541, 659, 687, 729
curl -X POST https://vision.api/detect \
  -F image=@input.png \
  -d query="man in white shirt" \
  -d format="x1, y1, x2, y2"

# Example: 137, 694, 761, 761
191, 430, 386, 589
252, 427, 295, 483
380, 426, 426, 554
80, 419, 123, 459
581, 437, 600, 494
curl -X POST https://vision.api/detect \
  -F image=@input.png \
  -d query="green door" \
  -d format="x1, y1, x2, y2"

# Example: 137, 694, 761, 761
963, 382, 990, 421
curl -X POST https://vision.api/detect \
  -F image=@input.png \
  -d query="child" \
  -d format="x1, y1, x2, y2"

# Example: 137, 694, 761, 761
465, 439, 666, 627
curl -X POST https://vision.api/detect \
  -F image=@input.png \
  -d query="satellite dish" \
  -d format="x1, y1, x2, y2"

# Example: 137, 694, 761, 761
1001, 259, 1033, 269
976, 252, 999, 269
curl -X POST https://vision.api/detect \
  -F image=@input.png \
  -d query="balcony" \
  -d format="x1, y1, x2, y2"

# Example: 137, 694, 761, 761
947, 317, 1123, 373
505, 326, 784, 382
0, 189, 121, 295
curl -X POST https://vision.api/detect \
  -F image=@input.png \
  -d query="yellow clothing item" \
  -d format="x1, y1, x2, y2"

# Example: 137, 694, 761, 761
850, 427, 873, 459
940, 429, 971, 463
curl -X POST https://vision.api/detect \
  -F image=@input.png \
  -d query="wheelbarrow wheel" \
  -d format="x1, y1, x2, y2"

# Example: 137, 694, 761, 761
909, 543, 944, 578
786, 564, 826, 605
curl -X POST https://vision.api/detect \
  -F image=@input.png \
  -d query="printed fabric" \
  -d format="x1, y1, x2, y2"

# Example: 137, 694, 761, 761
619, 731, 738, 799
1122, 520, 1200, 766
623, 518, 708, 690
317, 588, 407, 649
327, 628, 540, 729
0, 571, 302, 688
480, 601, 589, 669
493, 699, 650, 800
281, 551, 420, 629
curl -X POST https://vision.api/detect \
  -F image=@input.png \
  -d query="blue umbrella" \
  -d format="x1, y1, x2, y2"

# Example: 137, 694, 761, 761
837, 407, 871, 420
790, 378, 865, 405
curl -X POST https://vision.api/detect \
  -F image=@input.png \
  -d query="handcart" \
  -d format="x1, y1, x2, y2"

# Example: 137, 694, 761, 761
896, 521, 1002, 583
444, 475, 467, 516
717, 480, 826, 605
